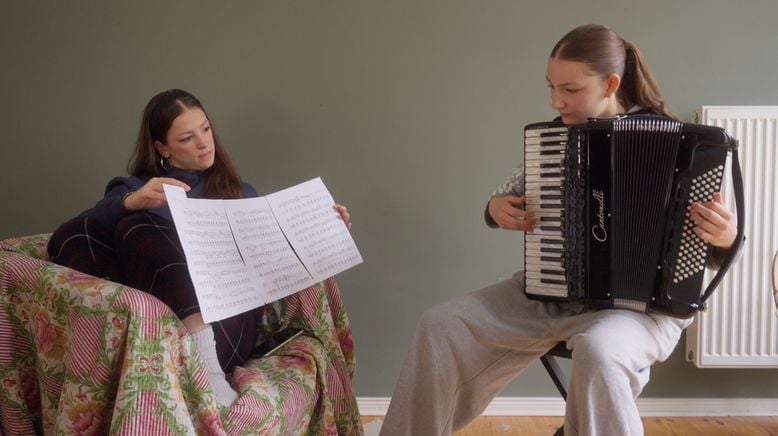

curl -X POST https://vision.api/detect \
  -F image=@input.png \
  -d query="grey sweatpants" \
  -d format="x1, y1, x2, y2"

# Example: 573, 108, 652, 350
379, 271, 690, 436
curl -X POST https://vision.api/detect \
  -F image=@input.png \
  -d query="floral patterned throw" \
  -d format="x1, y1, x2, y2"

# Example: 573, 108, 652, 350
0, 234, 363, 435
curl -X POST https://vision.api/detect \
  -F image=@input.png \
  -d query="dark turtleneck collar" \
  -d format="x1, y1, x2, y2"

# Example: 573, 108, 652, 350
162, 166, 207, 188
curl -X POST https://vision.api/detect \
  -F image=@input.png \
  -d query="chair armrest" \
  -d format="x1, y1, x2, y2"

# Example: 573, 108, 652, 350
0, 234, 52, 260
0, 249, 223, 434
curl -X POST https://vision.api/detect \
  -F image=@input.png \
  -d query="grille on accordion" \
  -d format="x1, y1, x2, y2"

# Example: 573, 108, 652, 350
523, 114, 744, 318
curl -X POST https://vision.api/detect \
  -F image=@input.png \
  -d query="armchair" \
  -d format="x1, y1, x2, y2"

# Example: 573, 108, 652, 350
0, 234, 362, 435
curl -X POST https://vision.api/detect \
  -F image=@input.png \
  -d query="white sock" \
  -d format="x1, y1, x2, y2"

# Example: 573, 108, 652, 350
191, 326, 239, 407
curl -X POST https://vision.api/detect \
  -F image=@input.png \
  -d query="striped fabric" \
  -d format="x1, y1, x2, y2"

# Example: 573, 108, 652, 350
0, 234, 363, 435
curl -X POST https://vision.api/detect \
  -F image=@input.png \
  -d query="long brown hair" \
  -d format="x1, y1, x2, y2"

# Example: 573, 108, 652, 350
550, 24, 678, 120
128, 89, 245, 198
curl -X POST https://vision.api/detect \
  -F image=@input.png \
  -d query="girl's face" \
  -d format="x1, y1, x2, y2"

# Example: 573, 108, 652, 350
546, 58, 617, 125
155, 108, 215, 171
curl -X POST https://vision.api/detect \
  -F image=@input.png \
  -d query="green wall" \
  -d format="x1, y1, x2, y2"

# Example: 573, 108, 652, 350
2, 1, 777, 398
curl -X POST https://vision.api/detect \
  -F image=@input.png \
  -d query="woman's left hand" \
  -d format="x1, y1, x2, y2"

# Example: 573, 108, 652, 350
691, 192, 737, 249
334, 204, 352, 230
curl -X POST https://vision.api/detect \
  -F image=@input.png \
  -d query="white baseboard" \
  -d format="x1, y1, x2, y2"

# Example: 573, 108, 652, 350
358, 397, 778, 417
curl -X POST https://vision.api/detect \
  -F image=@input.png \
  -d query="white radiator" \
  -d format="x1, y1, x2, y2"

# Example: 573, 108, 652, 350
685, 106, 778, 368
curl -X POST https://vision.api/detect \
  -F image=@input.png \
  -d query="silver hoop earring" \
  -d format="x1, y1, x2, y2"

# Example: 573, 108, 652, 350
160, 156, 171, 171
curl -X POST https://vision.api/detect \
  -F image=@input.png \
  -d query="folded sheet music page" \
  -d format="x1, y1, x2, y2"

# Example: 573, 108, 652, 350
224, 196, 316, 302
164, 178, 362, 323
266, 178, 364, 281
164, 187, 266, 323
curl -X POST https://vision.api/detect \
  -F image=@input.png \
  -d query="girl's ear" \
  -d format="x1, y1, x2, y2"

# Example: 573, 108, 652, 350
605, 73, 622, 98
153, 140, 168, 158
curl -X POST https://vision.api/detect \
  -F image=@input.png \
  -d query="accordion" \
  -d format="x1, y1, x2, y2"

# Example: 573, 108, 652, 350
523, 114, 745, 318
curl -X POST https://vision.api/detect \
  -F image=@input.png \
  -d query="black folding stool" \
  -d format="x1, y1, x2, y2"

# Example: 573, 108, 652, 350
539, 342, 572, 436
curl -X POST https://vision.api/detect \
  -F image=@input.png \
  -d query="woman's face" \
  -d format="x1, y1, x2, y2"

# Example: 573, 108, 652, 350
155, 108, 215, 171
546, 58, 614, 125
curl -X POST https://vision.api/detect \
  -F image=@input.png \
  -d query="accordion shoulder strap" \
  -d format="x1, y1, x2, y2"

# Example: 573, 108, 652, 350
698, 148, 746, 308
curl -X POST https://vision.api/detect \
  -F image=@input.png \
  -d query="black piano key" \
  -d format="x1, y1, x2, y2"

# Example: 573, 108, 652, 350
540, 256, 561, 262
540, 150, 564, 156
541, 278, 567, 285
540, 204, 562, 209
540, 185, 561, 191
540, 194, 563, 200
540, 225, 561, 231
541, 246, 562, 253
540, 216, 561, 222
540, 172, 562, 178
540, 269, 564, 276
540, 238, 563, 245
539, 162, 562, 168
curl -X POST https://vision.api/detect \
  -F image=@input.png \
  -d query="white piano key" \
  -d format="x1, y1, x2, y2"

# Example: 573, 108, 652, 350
525, 197, 562, 205
519, 210, 562, 218
526, 247, 563, 258
525, 144, 566, 152
525, 166, 564, 176
525, 183, 563, 192
526, 277, 568, 288
526, 152, 565, 161
525, 133, 567, 141
526, 207, 563, 214
527, 271, 568, 281
525, 234, 564, 244
525, 242, 565, 251
525, 206, 562, 215
526, 212, 562, 220
525, 128, 568, 137
526, 279, 568, 295
525, 195, 562, 202
525, 200, 562, 207
528, 164, 565, 171
526, 175, 564, 183
527, 227, 563, 237
525, 137, 564, 146
526, 288, 568, 298
525, 263, 566, 274
524, 155, 566, 163
524, 169, 565, 176
525, 259, 566, 270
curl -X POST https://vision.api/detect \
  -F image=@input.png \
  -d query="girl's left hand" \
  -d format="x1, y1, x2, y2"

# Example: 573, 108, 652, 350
691, 192, 737, 249
334, 204, 352, 230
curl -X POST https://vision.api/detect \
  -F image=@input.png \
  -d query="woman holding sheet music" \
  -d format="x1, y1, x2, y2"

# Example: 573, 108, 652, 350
47, 89, 352, 408
380, 24, 739, 436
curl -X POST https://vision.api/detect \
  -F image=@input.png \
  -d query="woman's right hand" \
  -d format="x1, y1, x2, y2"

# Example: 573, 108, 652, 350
123, 177, 191, 211
488, 195, 537, 232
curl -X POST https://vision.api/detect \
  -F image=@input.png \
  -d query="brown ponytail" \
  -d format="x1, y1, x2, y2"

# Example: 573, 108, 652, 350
551, 24, 679, 120
621, 41, 678, 120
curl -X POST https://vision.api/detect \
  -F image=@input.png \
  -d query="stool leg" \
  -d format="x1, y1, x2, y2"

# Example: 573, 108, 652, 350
540, 354, 569, 400
540, 354, 569, 435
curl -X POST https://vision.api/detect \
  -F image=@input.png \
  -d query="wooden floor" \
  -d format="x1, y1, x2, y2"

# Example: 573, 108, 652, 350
362, 416, 778, 435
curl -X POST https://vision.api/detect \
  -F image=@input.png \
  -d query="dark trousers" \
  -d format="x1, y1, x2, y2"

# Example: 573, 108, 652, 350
47, 213, 262, 371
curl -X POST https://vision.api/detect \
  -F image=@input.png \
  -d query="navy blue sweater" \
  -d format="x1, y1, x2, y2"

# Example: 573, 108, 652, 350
80, 167, 258, 229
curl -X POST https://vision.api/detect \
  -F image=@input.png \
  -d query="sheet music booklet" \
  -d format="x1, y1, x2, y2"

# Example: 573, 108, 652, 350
164, 177, 362, 323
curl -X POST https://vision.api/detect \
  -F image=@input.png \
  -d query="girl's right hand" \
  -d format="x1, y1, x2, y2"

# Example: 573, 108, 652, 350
123, 177, 191, 211
488, 195, 537, 232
